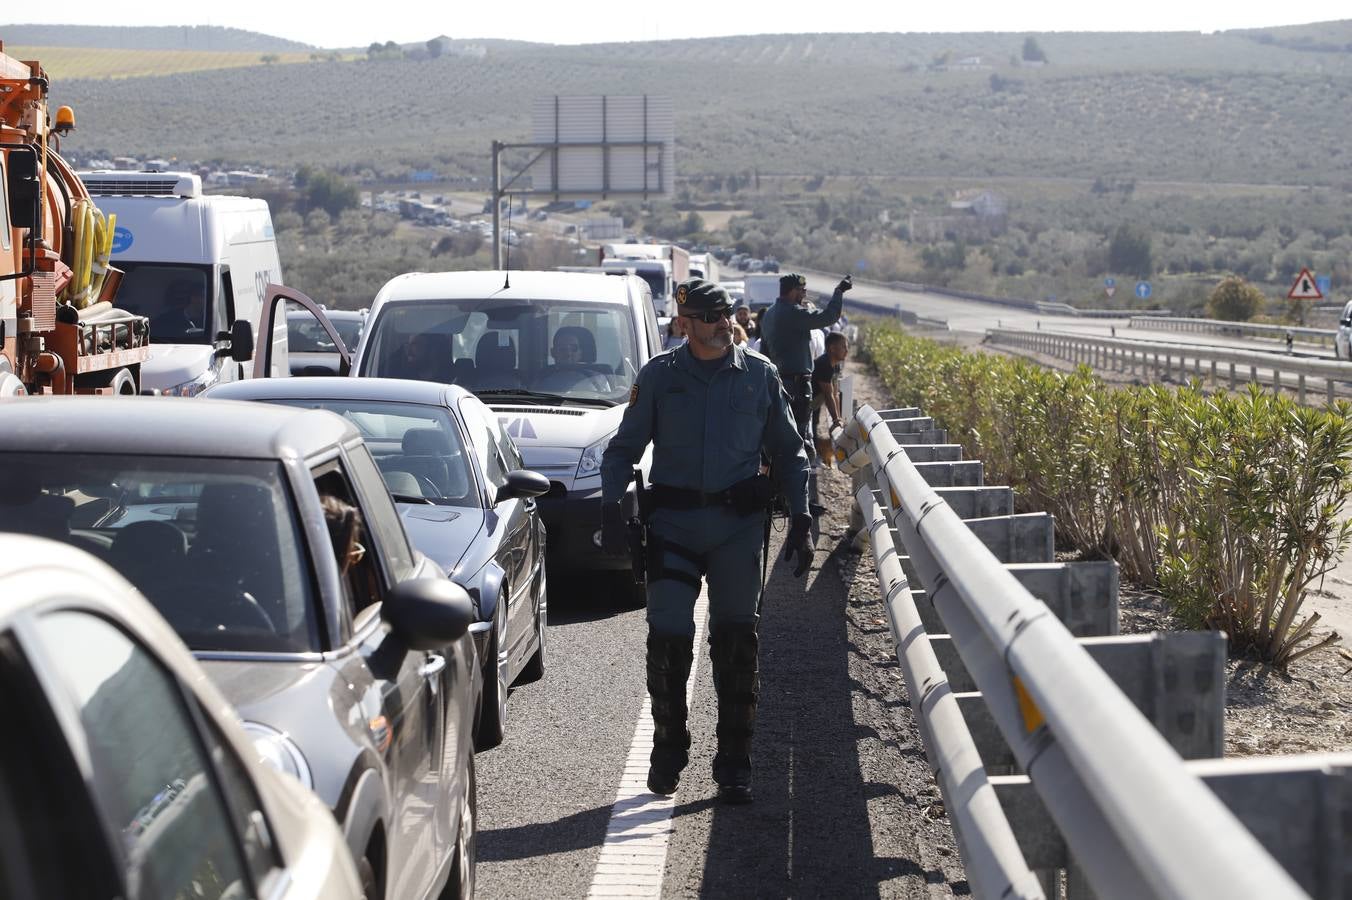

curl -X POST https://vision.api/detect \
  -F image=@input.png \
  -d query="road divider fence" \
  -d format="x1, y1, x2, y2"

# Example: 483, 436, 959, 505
986, 327, 1351, 406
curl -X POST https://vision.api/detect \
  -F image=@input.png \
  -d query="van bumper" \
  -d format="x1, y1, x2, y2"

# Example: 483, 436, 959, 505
538, 485, 633, 572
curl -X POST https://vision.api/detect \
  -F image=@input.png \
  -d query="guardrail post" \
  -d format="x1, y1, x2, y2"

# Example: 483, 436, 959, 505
1329, 377, 1336, 407
1298, 374, 1306, 406
1210, 359, 1217, 385
1229, 362, 1237, 389
1250, 364, 1258, 385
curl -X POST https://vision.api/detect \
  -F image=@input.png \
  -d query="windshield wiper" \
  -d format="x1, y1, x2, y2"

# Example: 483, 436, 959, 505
391, 493, 435, 505
476, 389, 616, 408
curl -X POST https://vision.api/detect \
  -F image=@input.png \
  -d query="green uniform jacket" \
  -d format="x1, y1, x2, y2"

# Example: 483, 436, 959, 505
759, 291, 846, 376
601, 343, 810, 516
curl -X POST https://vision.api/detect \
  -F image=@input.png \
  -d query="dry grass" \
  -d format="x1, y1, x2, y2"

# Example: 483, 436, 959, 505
6, 46, 331, 80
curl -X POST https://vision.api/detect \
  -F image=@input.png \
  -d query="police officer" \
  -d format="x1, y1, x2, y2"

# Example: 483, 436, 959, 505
759, 273, 852, 527
600, 278, 811, 805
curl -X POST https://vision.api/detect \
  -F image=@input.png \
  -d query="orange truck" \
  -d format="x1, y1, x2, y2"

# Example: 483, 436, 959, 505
1, 43, 150, 396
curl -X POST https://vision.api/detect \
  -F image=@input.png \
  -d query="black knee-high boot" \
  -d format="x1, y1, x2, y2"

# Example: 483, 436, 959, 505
646, 633, 693, 795
709, 624, 758, 804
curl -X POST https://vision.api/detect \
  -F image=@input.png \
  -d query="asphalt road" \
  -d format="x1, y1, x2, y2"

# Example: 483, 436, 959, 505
474, 432, 967, 898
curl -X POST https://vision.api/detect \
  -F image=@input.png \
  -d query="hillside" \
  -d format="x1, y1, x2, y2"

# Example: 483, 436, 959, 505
48, 28, 1352, 188
0, 24, 311, 52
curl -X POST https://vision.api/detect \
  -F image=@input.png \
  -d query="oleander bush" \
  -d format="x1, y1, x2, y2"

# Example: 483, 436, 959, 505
863, 323, 1352, 667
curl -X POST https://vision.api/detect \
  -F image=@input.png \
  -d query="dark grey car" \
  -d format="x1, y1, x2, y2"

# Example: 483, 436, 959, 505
0, 398, 481, 900
204, 376, 550, 752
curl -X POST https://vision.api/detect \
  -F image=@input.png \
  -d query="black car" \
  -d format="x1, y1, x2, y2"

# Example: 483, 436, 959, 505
206, 376, 550, 751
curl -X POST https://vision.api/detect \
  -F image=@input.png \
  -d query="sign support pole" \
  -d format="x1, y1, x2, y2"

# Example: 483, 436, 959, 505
491, 140, 503, 270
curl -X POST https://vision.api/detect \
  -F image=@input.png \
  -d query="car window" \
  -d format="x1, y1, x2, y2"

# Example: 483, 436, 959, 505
198, 712, 284, 891
0, 631, 120, 900
34, 611, 252, 900
314, 464, 388, 620
343, 444, 417, 580
267, 398, 475, 507
0, 453, 319, 653
113, 262, 214, 345
461, 397, 508, 490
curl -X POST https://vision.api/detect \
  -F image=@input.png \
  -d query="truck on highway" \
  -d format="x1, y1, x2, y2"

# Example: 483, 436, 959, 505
79, 170, 281, 395
742, 273, 782, 311
0, 44, 153, 396
689, 252, 719, 284
597, 242, 689, 317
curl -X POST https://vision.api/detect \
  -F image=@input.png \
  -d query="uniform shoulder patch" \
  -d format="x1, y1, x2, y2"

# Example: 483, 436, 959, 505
629, 384, 640, 404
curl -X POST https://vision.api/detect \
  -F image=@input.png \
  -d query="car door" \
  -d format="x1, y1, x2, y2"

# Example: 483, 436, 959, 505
314, 457, 447, 899
252, 284, 353, 378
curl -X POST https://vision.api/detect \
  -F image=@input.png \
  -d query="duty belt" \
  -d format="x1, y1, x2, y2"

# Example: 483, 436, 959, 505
650, 474, 773, 513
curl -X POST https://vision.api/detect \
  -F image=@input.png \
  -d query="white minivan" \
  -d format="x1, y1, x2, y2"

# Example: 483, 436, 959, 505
351, 270, 661, 587
80, 170, 286, 395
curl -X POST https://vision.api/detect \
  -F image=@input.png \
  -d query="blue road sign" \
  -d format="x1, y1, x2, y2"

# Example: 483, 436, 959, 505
1105, 277, 1116, 289
1317, 275, 1332, 295
1135, 281, 1152, 300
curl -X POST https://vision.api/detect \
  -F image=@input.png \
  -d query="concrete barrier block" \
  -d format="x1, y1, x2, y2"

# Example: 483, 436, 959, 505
896, 429, 950, 445
899, 444, 964, 463
947, 632, 1225, 767
912, 562, 1117, 637
1006, 562, 1119, 638
964, 513, 1055, 564
934, 486, 1014, 519
912, 460, 983, 487
993, 754, 1352, 897
887, 417, 935, 435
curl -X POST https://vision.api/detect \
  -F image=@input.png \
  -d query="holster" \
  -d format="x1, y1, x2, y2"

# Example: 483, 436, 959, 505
726, 473, 775, 517
628, 465, 653, 585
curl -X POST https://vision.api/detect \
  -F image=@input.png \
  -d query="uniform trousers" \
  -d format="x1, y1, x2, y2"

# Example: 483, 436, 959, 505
645, 505, 766, 637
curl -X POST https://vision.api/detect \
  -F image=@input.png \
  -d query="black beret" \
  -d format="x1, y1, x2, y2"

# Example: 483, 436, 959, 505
675, 278, 732, 313
780, 273, 806, 291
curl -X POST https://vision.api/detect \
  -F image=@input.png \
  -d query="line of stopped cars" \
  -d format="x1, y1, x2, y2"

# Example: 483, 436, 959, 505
0, 269, 669, 898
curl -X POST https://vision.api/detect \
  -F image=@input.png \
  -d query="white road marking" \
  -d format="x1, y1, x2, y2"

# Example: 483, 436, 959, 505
587, 584, 710, 899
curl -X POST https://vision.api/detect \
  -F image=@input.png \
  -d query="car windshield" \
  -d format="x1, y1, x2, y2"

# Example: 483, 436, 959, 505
266, 399, 477, 506
361, 297, 638, 406
113, 262, 214, 344
0, 453, 319, 653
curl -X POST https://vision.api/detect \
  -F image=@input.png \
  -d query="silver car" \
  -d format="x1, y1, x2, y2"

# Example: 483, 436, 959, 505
0, 534, 362, 900
0, 398, 481, 900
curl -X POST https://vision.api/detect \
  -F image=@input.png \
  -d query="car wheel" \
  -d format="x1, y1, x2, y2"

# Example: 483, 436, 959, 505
517, 593, 547, 684
474, 599, 508, 751
440, 756, 477, 900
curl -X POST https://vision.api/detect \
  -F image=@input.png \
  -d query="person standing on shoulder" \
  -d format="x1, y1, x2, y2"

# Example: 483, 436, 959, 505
599, 278, 811, 805
759, 272, 852, 525
812, 331, 850, 441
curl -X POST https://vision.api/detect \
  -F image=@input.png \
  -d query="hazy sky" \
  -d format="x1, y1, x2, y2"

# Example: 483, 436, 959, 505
15, 1, 1349, 48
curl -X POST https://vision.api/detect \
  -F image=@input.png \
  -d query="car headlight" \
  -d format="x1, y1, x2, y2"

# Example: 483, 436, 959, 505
163, 368, 219, 398
242, 722, 313, 789
577, 430, 616, 478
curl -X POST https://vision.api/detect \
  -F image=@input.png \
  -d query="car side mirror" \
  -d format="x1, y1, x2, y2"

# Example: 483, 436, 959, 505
383, 578, 474, 650
495, 470, 550, 504
230, 320, 255, 363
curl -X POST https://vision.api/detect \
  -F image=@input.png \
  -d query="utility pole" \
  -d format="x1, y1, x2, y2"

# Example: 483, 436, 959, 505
491, 140, 502, 270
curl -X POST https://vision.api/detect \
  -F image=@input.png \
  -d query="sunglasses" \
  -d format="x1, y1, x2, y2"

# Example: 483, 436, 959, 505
684, 309, 732, 324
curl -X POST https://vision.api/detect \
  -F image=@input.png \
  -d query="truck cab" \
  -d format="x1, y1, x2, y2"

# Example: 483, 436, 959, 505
79, 171, 284, 395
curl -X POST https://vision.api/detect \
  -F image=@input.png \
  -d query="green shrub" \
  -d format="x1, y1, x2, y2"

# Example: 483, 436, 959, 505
862, 323, 1352, 666
1207, 276, 1267, 321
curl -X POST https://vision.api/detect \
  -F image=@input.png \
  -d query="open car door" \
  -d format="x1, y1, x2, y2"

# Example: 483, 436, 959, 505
252, 284, 353, 378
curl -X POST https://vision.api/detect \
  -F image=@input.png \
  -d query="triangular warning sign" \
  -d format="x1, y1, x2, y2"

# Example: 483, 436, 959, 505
1288, 267, 1323, 300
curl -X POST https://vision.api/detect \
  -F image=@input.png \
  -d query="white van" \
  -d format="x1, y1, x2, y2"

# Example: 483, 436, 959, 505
351, 270, 660, 586
1337, 300, 1352, 359
80, 171, 286, 395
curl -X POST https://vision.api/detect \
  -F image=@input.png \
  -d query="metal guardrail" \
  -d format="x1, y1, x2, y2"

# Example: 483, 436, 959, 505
1130, 315, 1336, 350
987, 327, 1352, 406
833, 403, 1340, 899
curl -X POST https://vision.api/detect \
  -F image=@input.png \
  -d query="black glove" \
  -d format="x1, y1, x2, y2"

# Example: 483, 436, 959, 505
781, 513, 814, 578
835, 275, 853, 296
601, 502, 629, 556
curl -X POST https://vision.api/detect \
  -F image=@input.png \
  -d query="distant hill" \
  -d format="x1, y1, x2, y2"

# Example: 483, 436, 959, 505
43, 25, 1352, 189
1229, 20, 1352, 54
0, 24, 311, 52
